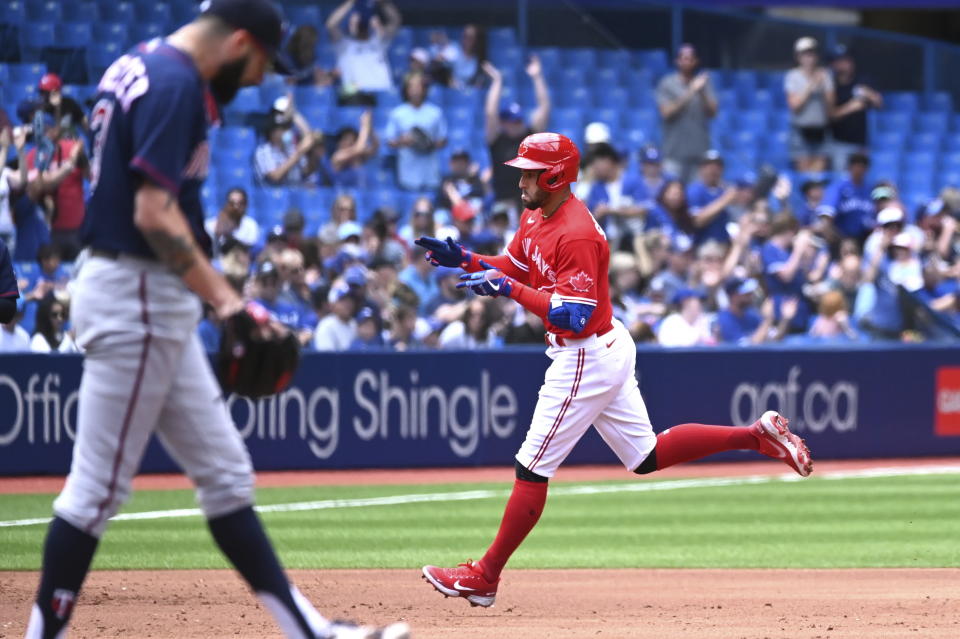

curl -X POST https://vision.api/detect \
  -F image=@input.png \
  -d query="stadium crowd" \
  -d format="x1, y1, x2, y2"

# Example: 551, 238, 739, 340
1, 1, 959, 353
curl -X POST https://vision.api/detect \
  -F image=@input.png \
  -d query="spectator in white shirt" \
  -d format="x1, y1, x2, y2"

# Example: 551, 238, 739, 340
30, 293, 78, 353
313, 283, 358, 351
656, 288, 714, 347
206, 187, 260, 252
326, 0, 401, 99
0, 300, 30, 352
254, 98, 318, 186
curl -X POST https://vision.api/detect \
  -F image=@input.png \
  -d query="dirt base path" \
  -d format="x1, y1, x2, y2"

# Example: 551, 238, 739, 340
2, 568, 959, 638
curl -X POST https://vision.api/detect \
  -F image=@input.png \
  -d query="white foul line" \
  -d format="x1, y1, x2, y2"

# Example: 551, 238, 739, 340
2, 464, 959, 529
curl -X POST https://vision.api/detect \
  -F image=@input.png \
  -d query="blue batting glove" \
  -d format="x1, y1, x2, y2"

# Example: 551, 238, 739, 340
414, 236, 471, 268
456, 260, 513, 297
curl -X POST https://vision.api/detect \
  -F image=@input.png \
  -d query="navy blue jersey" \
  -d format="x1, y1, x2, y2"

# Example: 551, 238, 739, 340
0, 239, 19, 299
82, 40, 214, 258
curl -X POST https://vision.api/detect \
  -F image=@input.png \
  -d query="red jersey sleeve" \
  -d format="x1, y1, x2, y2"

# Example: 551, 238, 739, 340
553, 239, 602, 307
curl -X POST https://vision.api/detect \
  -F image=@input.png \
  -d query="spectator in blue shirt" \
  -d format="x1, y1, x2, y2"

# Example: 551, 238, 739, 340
917, 258, 959, 317
386, 73, 448, 191
625, 146, 670, 210
795, 175, 828, 227
325, 110, 378, 188
820, 151, 874, 240
647, 179, 696, 245
686, 150, 737, 245
761, 213, 826, 332
348, 307, 387, 350
716, 277, 774, 344
400, 245, 439, 312
254, 261, 317, 346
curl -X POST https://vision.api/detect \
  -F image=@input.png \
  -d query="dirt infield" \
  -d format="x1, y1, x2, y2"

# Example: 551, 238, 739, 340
5, 456, 960, 494
2, 568, 959, 638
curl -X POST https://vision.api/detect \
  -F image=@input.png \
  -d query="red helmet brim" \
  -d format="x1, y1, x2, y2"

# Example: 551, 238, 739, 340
504, 156, 552, 170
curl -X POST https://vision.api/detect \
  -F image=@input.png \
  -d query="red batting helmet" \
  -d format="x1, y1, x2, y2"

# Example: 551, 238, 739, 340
504, 132, 580, 192
38, 73, 62, 93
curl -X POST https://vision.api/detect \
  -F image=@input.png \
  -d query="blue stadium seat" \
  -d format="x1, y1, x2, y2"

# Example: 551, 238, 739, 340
132, 0, 170, 24
86, 44, 122, 82
876, 111, 913, 133
869, 151, 900, 182
390, 26, 413, 51
218, 126, 257, 150
590, 67, 620, 90
904, 151, 938, 173
20, 20, 55, 51
735, 110, 769, 133
62, 1, 98, 21
0, 64, 8, 85
596, 86, 629, 111
591, 107, 623, 131
131, 22, 166, 44
747, 89, 774, 113
290, 189, 333, 232
886, 92, 918, 113
901, 170, 935, 196
99, 1, 135, 24
941, 152, 960, 174
732, 70, 758, 100
8, 62, 45, 84
228, 87, 262, 114
5, 82, 36, 106
909, 131, 942, 152
716, 89, 737, 114
92, 22, 129, 47
445, 87, 481, 110
488, 27, 517, 51
298, 105, 328, 133
285, 4, 321, 28
941, 170, 960, 188
25, 0, 60, 22
555, 85, 591, 110
217, 167, 254, 196
924, 91, 953, 114
563, 48, 598, 70
62, 84, 96, 104
488, 44, 522, 69
57, 22, 93, 48
917, 112, 949, 135
530, 47, 560, 74
1, 1, 26, 24
636, 49, 668, 78
769, 109, 790, 133
292, 86, 335, 109
170, 0, 200, 25
598, 48, 631, 69
252, 188, 291, 224
874, 131, 906, 149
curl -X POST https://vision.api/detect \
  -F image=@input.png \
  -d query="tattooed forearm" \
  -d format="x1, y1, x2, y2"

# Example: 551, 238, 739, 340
142, 229, 198, 276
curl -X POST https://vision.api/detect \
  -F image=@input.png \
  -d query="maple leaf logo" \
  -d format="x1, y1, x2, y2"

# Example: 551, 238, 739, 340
569, 271, 594, 293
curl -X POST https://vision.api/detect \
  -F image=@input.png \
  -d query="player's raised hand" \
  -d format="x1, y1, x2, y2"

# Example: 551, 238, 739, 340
415, 236, 470, 268
525, 54, 543, 78
457, 260, 512, 297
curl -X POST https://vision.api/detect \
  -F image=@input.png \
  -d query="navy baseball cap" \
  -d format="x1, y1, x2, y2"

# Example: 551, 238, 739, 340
723, 277, 759, 297
200, 0, 293, 74
640, 146, 661, 164
829, 44, 852, 62
499, 102, 524, 122
672, 287, 706, 305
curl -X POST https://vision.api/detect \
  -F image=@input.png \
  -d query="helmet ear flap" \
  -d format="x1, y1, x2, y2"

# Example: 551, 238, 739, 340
537, 164, 565, 192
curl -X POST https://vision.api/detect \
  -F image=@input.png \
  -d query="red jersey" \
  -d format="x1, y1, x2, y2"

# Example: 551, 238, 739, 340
27, 139, 86, 231
503, 195, 612, 339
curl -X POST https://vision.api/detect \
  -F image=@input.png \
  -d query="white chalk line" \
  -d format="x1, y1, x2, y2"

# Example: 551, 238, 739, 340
2, 464, 959, 529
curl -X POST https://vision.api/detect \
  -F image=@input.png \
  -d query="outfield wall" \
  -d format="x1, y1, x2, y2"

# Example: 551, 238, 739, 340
1, 345, 959, 475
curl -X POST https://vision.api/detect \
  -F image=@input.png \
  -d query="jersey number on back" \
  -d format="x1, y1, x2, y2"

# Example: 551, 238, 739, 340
99, 54, 149, 112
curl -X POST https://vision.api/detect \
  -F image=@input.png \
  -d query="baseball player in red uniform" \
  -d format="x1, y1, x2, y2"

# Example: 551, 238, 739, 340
416, 132, 813, 608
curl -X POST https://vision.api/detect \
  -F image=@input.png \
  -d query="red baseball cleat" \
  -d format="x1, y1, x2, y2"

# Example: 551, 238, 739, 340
421, 560, 499, 608
751, 410, 813, 477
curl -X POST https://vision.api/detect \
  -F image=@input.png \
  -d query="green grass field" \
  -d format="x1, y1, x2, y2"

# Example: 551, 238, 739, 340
2, 472, 959, 571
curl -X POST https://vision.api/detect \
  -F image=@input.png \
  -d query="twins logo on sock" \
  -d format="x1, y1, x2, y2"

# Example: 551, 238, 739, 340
51, 589, 76, 620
